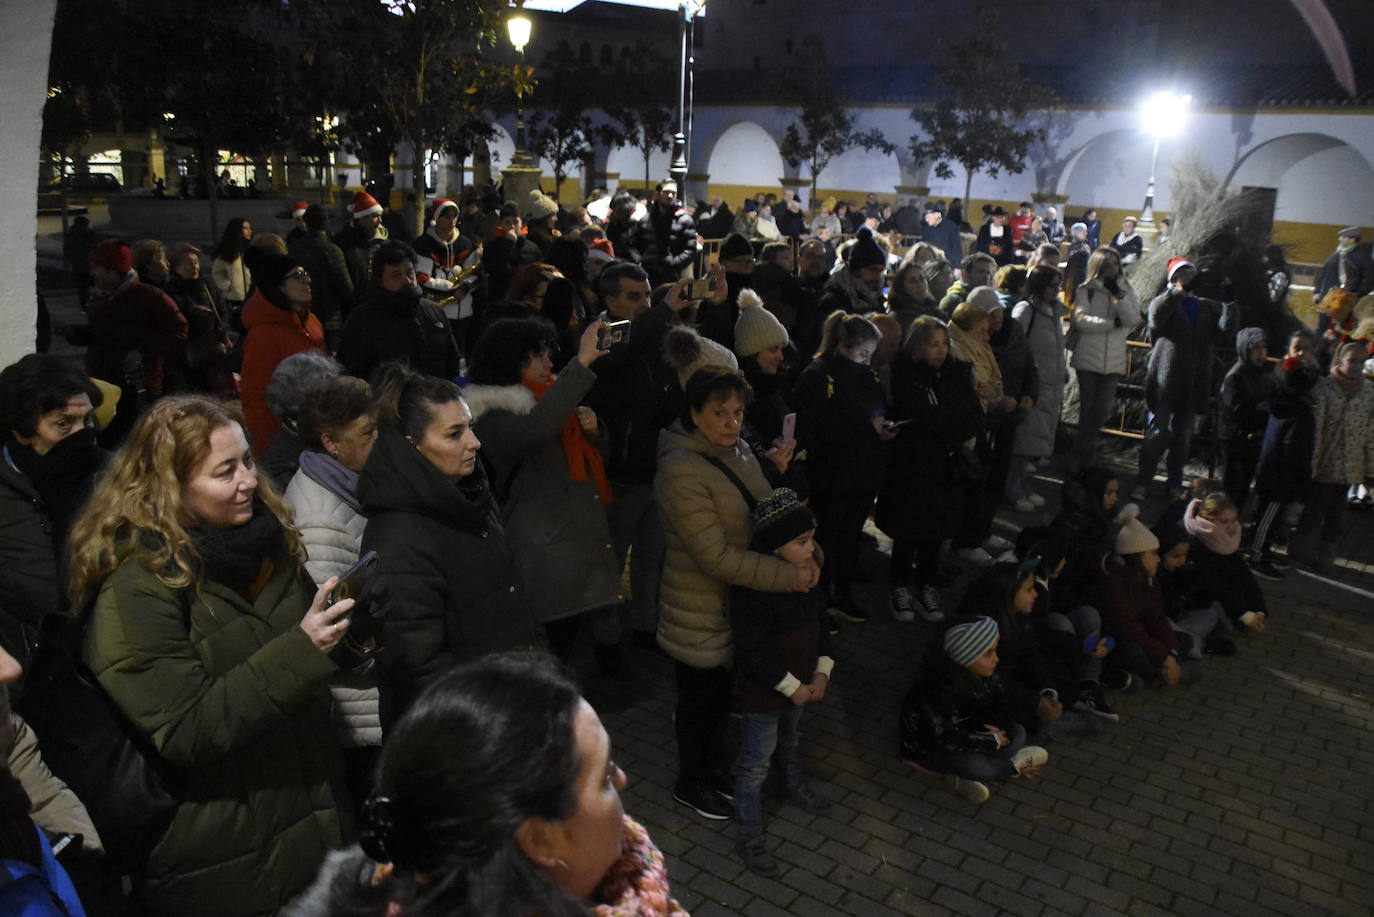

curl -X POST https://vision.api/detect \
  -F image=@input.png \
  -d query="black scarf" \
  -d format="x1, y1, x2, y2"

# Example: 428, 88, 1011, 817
186, 507, 283, 594
6, 429, 103, 545
372, 282, 424, 315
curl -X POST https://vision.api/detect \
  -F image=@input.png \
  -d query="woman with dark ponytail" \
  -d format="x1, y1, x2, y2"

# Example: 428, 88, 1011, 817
286, 653, 686, 917
358, 365, 539, 725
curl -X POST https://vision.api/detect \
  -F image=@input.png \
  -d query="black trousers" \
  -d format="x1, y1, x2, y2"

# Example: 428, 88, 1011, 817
673, 661, 734, 787
1223, 437, 1262, 514
812, 483, 877, 598
890, 536, 942, 589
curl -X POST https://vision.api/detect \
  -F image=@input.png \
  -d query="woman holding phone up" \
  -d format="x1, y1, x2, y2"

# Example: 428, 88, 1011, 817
71, 396, 352, 917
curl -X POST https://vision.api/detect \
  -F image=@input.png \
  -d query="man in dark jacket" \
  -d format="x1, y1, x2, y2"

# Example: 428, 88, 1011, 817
975, 206, 1015, 266
288, 205, 355, 351
1134, 257, 1237, 499
920, 202, 963, 263
338, 241, 461, 384
629, 180, 698, 286
585, 263, 692, 639
333, 191, 390, 294
695, 195, 734, 239
1312, 227, 1373, 334
1217, 327, 1275, 509
816, 227, 886, 318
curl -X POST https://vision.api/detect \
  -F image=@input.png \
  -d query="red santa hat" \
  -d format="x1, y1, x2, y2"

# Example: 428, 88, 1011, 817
430, 197, 459, 221
1166, 257, 1195, 281
352, 191, 384, 220
588, 238, 615, 261
292, 201, 309, 219
89, 239, 132, 274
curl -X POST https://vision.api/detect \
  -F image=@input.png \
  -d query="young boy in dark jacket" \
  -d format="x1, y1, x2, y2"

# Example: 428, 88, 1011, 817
1218, 327, 1275, 509
1248, 355, 1320, 580
729, 488, 835, 876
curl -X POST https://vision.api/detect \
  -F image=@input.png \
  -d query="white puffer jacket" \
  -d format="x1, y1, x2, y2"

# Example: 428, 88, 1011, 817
1069, 278, 1142, 376
283, 465, 381, 748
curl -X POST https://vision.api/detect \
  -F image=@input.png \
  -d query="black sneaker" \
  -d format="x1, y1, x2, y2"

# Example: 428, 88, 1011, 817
705, 773, 735, 802
1101, 669, 1133, 692
1249, 557, 1285, 581
1203, 634, 1237, 656
672, 783, 734, 820
829, 596, 868, 623
736, 834, 778, 876
918, 585, 945, 622
1072, 685, 1120, 722
824, 613, 843, 635
1269, 552, 1293, 570
786, 783, 832, 815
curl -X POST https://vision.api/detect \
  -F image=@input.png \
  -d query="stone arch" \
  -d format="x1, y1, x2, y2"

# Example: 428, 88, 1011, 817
1055, 129, 1159, 210
700, 120, 787, 191
1224, 133, 1374, 225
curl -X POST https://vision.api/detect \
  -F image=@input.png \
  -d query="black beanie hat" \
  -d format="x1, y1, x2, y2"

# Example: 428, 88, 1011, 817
718, 232, 753, 262
750, 488, 816, 553
1153, 520, 1189, 554
243, 247, 304, 294
848, 227, 886, 270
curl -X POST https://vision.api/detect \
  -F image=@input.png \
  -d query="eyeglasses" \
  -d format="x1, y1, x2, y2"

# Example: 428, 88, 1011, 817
285, 269, 311, 282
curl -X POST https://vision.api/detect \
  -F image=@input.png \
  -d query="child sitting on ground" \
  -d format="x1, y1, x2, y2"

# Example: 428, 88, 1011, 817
1154, 520, 1235, 657
899, 616, 1049, 804
1094, 505, 1199, 688
957, 563, 1107, 740
1184, 491, 1269, 637
729, 488, 836, 876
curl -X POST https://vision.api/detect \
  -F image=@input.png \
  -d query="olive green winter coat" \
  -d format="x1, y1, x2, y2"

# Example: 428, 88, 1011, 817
83, 552, 349, 917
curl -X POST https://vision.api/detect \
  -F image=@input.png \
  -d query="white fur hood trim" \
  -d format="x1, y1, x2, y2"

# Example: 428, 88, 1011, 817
461, 383, 536, 420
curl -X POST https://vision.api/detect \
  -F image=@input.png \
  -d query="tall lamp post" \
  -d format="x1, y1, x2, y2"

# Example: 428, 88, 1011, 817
502, 1, 542, 208
1137, 91, 1190, 241
668, 1, 705, 192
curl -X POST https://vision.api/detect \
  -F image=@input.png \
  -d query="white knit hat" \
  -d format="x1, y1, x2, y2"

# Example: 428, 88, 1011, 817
1115, 504, 1160, 555
526, 189, 558, 221
732, 289, 789, 358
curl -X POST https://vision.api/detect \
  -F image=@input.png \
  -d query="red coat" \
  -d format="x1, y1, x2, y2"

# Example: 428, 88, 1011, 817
85, 276, 188, 397
238, 290, 324, 455
1094, 555, 1179, 665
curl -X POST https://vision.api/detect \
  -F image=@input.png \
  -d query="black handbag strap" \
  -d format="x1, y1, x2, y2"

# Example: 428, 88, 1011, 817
702, 455, 758, 511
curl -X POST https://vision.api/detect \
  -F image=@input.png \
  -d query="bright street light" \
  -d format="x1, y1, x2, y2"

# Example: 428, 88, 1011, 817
1138, 91, 1191, 228
506, 5, 532, 53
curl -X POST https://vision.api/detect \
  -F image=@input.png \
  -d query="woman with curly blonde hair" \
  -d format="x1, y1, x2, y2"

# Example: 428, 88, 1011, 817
70, 395, 354, 917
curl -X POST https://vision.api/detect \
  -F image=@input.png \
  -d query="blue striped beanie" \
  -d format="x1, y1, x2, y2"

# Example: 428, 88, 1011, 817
944, 616, 1000, 667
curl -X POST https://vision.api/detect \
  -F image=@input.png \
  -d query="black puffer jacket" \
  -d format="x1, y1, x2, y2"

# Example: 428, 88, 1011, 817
793, 352, 890, 495
358, 428, 540, 722
876, 356, 984, 543
338, 284, 461, 383
628, 204, 698, 286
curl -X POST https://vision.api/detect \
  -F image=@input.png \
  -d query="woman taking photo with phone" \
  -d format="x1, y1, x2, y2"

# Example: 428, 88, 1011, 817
462, 317, 623, 668
70, 396, 352, 917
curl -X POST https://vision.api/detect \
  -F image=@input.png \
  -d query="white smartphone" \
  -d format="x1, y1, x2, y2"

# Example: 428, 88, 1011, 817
780, 412, 797, 444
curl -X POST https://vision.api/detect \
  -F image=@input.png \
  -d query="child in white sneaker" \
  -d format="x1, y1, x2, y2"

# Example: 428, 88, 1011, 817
899, 616, 1049, 804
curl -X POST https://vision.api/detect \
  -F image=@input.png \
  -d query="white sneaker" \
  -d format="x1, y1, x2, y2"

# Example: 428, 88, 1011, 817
943, 773, 990, 804
1011, 745, 1049, 774
982, 534, 1013, 553
1028, 492, 1047, 508
955, 546, 994, 564
890, 588, 917, 623
1012, 497, 1036, 513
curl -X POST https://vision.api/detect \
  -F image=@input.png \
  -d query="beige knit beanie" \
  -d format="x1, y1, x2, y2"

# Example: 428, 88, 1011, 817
732, 288, 789, 359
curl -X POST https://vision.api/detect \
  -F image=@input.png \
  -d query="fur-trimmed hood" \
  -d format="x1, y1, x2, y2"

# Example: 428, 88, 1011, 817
460, 382, 536, 421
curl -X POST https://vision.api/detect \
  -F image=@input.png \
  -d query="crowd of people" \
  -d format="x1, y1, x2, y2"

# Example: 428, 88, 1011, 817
5, 175, 1374, 913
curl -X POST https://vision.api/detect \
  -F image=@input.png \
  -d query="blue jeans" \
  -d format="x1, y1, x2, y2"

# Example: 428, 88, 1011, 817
926, 722, 1027, 782
734, 707, 805, 837
1136, 403, 1196, 491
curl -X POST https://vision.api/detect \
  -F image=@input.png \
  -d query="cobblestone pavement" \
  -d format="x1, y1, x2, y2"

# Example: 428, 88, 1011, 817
584, 513, 1374, 917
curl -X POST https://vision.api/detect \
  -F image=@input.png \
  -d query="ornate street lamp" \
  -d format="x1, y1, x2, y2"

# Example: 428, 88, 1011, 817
507, 0, 534, 167
1138, 91, 1191, 230
667, 1, 706, 191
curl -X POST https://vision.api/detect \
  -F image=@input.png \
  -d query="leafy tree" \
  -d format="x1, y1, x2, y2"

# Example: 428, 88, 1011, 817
605, 43, 675, 190
526, 41, 622, 199
908, 9, 1056, 206
774, 38, 895, 207
298, 0, 520, 237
